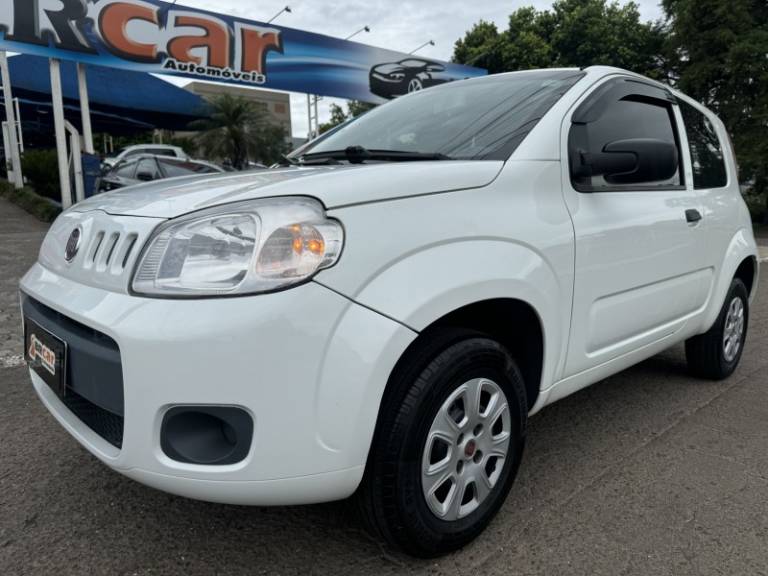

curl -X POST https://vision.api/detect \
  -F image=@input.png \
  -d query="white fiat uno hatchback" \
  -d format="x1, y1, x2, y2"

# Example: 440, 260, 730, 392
21, 67, 759, 556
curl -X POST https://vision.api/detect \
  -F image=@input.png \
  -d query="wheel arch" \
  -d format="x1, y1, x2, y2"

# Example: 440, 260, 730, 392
418, 299, 545, 411
700, 229, 759, 332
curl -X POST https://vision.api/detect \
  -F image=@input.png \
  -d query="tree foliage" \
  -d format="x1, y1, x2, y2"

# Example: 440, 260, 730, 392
190, 94, 289, 169
319, 100, 377, 134
662, 0, 768, 216
454, 0, 664, 77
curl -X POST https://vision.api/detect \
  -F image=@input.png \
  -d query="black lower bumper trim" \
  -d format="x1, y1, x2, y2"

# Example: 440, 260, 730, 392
61, 389, 124, 449
22, 294, 125, 449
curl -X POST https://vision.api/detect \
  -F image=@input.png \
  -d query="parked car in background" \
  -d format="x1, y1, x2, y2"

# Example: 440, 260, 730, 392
21, 67, 759, 557
102, 144, 189, 170
369, 58, 449, 98
98, 155, 224, 192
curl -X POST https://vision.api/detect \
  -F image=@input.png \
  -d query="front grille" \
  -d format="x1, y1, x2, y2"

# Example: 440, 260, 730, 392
22, 296, 125, 449
84, 229, 139, 274
61, 390, 124, 449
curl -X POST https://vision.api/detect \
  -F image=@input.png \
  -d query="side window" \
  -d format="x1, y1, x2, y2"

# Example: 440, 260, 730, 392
679, 102, 727, 189
159, 160, 196, 177
150, 148, 176, 157
570, 93, 683, 192
114, 159, 137, 178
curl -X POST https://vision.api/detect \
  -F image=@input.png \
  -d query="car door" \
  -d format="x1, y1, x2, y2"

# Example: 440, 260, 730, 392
561, 77, 711, 378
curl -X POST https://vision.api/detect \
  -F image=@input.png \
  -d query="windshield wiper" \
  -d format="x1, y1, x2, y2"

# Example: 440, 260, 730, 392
300, 146, 450, 164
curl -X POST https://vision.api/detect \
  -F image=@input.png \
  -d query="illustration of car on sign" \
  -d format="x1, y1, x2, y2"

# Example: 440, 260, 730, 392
369, 58, 449, 98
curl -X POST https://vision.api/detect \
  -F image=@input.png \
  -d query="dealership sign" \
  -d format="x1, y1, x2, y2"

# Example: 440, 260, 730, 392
0, 0, 486, 103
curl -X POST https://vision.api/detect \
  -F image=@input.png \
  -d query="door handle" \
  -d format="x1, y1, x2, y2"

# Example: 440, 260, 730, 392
685, 209, 703, 224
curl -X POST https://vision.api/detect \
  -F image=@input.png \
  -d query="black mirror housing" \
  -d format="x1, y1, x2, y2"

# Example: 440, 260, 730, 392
574, 138, 678, 186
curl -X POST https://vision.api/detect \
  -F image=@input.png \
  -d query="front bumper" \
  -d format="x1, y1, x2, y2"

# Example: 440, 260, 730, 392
20, 263, 416, 505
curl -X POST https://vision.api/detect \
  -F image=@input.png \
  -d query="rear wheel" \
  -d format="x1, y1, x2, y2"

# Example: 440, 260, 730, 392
686, 278, 749, 380
356, 329, 527, 557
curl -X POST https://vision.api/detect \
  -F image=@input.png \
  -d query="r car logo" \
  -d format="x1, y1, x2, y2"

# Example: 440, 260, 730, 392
65, 227, 82, 263
28, 334, 57, 376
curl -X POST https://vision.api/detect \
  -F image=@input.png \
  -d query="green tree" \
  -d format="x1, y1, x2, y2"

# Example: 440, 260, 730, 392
190, 94, 289, 169
662, 0, 768, 220
453, 0, 664, 78
319, 100, 377, 134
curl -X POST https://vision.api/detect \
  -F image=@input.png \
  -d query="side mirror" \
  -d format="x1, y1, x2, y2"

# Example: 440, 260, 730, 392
136, 171, 155, 182
575, 138, 678, 185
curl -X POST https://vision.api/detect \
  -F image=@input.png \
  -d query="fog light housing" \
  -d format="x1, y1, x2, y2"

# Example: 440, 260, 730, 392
160, 406, 253, 465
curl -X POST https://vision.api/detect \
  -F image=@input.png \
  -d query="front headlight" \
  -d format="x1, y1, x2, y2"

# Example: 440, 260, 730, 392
132, 197, 344, 297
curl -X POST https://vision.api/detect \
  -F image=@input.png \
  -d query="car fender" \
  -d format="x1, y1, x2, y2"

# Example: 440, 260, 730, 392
700, 228, 759, 332
313, 239, 568, 478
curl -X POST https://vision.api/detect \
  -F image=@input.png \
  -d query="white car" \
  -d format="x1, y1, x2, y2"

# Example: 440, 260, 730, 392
102, 144, 188, 169
20, 67, 759, 557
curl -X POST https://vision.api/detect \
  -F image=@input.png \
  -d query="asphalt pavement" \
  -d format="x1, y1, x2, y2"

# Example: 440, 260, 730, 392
2, 196, 768, 575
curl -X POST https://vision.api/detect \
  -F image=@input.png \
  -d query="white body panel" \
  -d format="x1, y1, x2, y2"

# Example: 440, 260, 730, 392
20, 66, 759, 505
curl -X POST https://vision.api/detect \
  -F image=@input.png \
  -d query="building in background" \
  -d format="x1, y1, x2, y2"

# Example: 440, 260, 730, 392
183, 82, 293, 146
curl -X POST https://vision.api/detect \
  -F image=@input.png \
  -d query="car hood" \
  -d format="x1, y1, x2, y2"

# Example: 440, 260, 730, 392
70, 161, 503, 219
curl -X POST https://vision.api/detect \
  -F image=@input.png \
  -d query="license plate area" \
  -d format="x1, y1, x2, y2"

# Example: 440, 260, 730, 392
24, 318, 68, 398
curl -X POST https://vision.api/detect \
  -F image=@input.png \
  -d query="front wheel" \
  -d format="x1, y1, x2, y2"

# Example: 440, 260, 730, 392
686, 278, 749, 380
356, 329, 527, 557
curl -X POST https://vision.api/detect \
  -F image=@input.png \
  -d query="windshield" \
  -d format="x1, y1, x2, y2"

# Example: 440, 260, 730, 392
302, 70, 584, 161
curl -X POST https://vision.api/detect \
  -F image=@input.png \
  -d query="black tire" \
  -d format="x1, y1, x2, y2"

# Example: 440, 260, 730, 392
686, 278, 749, 380
355, 328, 527, 557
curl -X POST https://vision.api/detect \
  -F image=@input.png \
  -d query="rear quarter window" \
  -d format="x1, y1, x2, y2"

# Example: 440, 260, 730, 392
679, 102, 728, 189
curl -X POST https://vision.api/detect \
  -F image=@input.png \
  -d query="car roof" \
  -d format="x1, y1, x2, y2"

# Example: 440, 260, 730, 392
117, 154, 220, 168
124, 144, 179, 150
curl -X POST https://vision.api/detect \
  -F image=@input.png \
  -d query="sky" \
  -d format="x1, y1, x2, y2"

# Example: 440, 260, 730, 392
162, 0, 665, 139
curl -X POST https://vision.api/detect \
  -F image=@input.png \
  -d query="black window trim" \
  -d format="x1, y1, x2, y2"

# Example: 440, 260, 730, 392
569, 76, 687, 194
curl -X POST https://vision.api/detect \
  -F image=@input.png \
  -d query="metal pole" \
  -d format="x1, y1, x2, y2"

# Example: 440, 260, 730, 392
66, 121, 84, 203
50, 59, 73, 209
13, 98, 23, 153
2, 122, 12, 184
77, 63, 94, 155
313, 95, 319, 137
409, 40, 435, 55
0, 52, 23, 188
307, 94, 312, 139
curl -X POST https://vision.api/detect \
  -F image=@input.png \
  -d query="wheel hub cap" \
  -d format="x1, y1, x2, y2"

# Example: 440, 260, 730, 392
421, 378, 512, 521
723, 296, 745, 363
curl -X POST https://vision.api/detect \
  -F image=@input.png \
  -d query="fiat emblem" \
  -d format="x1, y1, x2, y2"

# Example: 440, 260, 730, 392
65, 227, 82, 263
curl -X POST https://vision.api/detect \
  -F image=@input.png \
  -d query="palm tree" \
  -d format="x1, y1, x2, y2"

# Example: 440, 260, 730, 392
190, 94, 289, 169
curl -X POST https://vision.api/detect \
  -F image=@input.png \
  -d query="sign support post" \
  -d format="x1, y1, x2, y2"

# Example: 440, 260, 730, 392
50, 58, 73, 209
76, 63, 94, 155
65, 120, 84, 203
0, 51, 23, 188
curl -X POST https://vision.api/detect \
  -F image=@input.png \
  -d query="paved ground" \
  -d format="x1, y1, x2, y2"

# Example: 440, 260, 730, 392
2, 196, 768, 576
